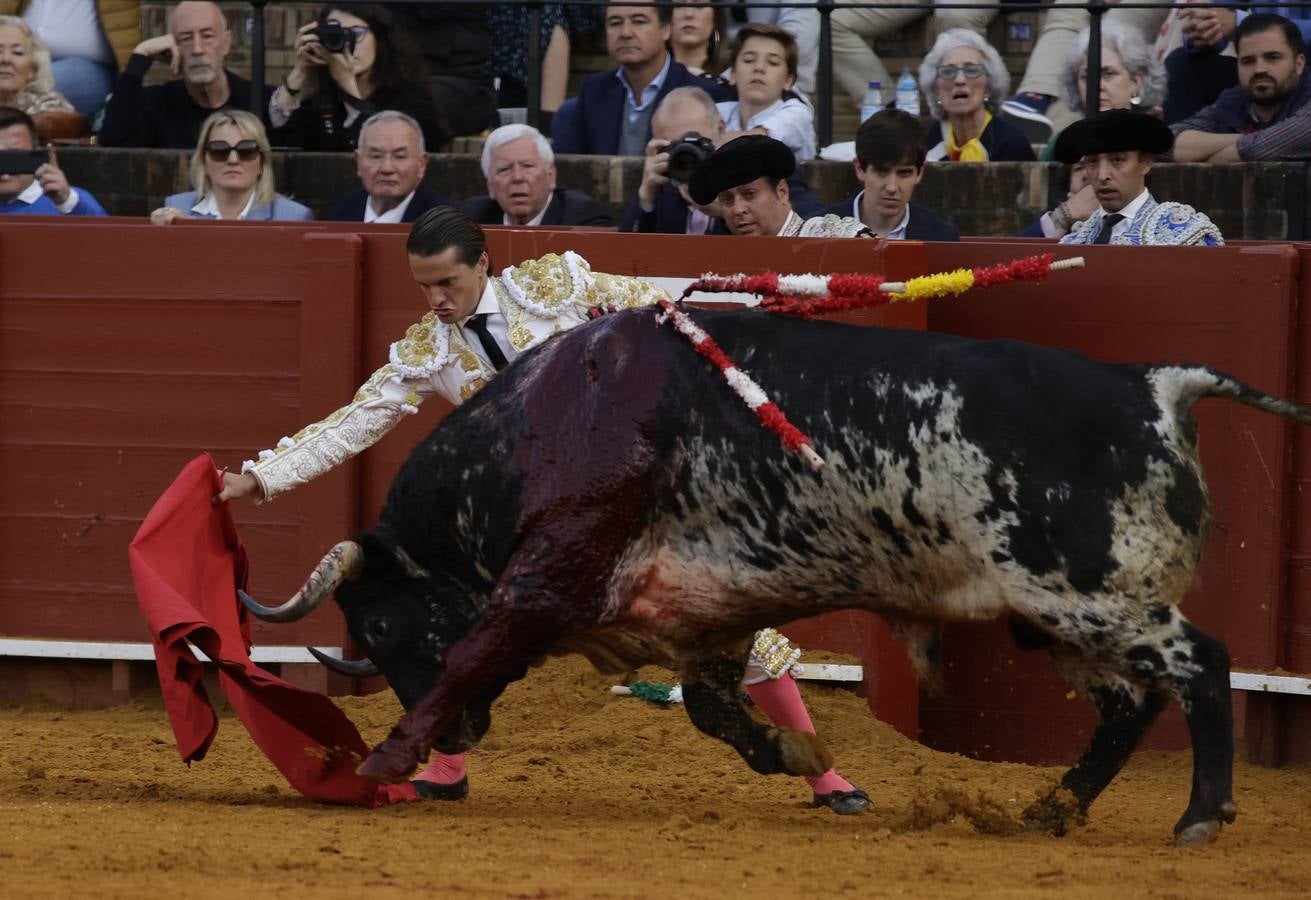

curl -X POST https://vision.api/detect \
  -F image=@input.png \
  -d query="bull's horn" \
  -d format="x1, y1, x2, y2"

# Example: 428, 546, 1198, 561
238, 540, 364, 622
307, 646, 380, 677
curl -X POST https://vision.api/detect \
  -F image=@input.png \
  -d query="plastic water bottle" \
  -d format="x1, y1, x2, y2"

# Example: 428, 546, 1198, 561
895, 68, 920, 116
859, 81, 882, 123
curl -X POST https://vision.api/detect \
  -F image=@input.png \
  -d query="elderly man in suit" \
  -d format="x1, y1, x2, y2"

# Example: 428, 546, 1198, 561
460, 124, 614, 227
326, 111, 451, 224
817, 109, 960, 241
550, 0, 731, 155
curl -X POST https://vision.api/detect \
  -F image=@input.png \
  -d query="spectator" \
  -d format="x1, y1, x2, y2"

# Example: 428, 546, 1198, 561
716, 23, 815, 161
326, 110, 450, 224
0, 16, 74, 116
98, 1, 268, 149
1054, 109, 1222, 245
1038, 22, 1167, 161
1020, 158, 1097, 238
550, 0, 731, 156
1170, 13, 1311, 162
620, 85, 823, 233
150, 109, 312, 224
670, 0, 727, 77
818, 109, 959, 241
687, 134, 869, 237
831, 0, 996, 106
0, 105, 105, 215
487, 6, 572, 119
10, 0, 139, 118
1161, 2, 1239, 124
271, 4, 446, 153
387, 2, 497, 138
726, 0, 818, 95
997, 3, 1169, 143
460, 124, 614, 227
922, 29, 1034, 162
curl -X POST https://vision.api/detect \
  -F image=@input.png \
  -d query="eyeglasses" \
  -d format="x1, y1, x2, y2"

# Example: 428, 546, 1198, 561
935, 63, 987, 81
205, 139, 260, 163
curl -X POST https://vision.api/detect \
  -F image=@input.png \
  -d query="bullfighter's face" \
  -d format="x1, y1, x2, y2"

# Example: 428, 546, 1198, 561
409, 247, 490, 324
1083, 149, 1152, 214
717, 175, 791, 236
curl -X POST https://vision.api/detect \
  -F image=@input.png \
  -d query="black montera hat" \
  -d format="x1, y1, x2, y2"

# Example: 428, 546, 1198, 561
1052, 109, 1174, 164
687, 135, 796, 205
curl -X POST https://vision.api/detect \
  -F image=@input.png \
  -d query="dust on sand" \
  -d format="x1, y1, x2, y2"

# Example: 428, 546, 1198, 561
0, 655, 1307, 899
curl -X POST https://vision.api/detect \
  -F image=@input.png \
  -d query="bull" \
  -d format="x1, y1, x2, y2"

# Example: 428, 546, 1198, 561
243, 305, 1311, 846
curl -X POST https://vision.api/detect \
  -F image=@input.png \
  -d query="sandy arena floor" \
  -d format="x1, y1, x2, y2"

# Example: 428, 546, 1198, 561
0, 655, 1307, 899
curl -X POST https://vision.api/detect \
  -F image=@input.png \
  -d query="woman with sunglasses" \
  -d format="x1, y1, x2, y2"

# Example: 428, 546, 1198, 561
150, 110, 312, 224
270, 4, 446, 153
920, 29, 1034, 162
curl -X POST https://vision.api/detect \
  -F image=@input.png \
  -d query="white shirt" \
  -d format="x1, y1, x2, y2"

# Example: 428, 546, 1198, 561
717, 98, 816, 161
503, 203, 548, 227
1097, 188, 1151, 242
775, 210, 802, 236
22, 0, 113, 66
851, 190, 910, 239
617, 52, 672, 124
191, 192, 256, 220
364, 190, 416, 224
457, 278, 517, 367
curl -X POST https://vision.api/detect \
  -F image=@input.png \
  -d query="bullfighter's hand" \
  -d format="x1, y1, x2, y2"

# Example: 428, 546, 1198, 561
215, 471, 259, 504
35, 147, 69, 206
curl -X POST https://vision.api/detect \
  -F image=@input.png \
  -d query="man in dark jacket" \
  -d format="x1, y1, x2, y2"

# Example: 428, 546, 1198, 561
98, 1, 270, 149
1170, 13, 1311, 161
551, 0, 731, 155
621, 86, 821, 234
817, 109, 960, 241
461, 125, 614, 227
326, 111, 451, 223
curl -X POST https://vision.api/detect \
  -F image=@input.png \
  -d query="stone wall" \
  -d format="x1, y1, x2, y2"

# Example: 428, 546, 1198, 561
53, 146, 1310, 240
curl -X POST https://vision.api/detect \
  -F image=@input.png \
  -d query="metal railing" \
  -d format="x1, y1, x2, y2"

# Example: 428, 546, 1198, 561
234, 1, 1309, 147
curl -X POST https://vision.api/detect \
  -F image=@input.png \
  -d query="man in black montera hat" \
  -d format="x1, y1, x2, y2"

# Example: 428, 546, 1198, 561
1053, 109, 1223, 246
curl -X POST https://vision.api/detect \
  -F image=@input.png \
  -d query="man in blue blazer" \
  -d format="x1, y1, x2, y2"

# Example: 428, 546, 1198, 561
326, 111, 452, 224
620, 86, 822, 233
551, 0, 732, 156
817, 109, 960, 241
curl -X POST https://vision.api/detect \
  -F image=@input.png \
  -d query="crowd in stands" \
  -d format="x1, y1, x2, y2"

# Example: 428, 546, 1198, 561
0, 0, 1308, 244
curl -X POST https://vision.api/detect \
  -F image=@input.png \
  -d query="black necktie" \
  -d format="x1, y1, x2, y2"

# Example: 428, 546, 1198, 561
1093, 213, 1125, 245
464, 313, 509, 371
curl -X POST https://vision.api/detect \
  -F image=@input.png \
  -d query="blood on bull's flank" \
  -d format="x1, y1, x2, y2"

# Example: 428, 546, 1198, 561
243, 304, 1311, 848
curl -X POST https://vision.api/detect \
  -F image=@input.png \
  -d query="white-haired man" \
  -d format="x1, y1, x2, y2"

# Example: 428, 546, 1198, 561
326, 111, 452, 224
99, 0, 270, 149
459, 124, 614, 227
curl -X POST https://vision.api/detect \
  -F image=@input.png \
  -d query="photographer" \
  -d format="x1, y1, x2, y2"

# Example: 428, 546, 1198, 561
269, 4, 447, 153
621, 86, 821, 234
0, 106, 105, 216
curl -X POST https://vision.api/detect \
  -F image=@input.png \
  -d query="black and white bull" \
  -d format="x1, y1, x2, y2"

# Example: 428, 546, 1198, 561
243, 305, 1311, 846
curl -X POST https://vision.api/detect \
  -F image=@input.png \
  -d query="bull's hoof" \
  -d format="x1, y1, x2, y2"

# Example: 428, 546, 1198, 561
813, 787, 870, 815
1021, 788, 1086, 837
1172, 820, 1222, 848
776, 728, 833, 777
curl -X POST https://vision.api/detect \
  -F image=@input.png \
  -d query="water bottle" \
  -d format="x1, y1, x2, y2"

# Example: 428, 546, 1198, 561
895, 68, 920, 115
859, 81, 882, 123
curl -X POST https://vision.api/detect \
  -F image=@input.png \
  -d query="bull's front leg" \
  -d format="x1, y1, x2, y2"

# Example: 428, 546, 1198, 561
680, 648, 832, 778
358, 535, 595, 782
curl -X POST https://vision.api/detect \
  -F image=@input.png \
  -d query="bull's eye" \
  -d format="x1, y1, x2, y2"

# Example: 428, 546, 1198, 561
361, 614, 393, 648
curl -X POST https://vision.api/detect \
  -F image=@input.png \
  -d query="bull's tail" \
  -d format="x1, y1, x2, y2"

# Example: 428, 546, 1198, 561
1157, 365, 1311, 427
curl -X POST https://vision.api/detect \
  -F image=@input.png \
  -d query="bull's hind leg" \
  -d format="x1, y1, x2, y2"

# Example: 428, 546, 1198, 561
680, 648, 833, 778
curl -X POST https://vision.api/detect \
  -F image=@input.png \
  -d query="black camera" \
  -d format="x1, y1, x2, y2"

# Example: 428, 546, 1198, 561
665, 132, 716, 184
312, 20, 357, 55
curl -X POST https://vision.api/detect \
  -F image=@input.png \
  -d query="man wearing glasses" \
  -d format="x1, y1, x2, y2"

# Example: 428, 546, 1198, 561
99, 1, 270, 149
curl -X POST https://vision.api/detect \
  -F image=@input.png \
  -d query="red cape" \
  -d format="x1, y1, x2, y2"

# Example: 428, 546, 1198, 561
129, 454, 384, 807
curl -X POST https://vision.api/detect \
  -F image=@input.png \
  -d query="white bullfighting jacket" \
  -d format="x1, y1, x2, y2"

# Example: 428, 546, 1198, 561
242, 251, 668, 500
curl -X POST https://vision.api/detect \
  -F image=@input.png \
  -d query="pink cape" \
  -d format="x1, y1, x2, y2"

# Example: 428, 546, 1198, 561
128, 454, 384, 807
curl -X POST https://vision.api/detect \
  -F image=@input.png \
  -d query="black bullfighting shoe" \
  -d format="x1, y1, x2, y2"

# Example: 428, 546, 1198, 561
812, 786, 870, 815
412, 775, 470, 801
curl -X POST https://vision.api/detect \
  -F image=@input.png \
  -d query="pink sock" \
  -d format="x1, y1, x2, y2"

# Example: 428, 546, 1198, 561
413, 752, 466, 785
745, 674, 855, 795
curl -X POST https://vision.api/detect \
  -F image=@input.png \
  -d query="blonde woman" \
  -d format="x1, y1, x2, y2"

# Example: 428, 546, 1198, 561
0, 16, 74, 115
151, 110, 312, 224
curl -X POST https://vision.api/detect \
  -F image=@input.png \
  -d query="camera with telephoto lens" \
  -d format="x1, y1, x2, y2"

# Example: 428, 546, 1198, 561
312, 19, 357, 55
665, 132, 716, 184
